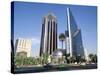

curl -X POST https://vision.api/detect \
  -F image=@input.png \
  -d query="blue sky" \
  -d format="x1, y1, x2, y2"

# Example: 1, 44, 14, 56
13, 1, 97, 57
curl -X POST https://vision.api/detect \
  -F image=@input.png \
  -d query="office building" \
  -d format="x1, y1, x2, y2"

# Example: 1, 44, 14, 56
65, 8, 85, 57
40, 13, 57, 56
15, 38, 32, 57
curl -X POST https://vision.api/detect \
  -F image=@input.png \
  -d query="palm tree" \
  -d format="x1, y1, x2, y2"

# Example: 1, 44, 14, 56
59, 33, 65, 49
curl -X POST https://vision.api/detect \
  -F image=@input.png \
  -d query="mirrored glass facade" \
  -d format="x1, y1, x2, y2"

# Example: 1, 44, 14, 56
65, 8, 85, 57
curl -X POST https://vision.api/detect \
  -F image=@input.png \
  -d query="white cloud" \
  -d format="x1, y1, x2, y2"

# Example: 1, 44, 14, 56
32, 38, 40, 45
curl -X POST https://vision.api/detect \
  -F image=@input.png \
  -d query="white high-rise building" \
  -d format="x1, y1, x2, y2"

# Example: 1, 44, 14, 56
15, 38, 32, 57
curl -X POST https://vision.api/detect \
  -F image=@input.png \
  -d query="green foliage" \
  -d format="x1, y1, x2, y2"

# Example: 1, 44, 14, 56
88, 54, 97, 63
80, 57, 86, 62
69, 56, 76, 63
75, 55, 86, 63
14, 56, 41, 67
14, 53, 50, 67
58, 64, 65, 67
65, 55, 86, 64
59, 33, 65, 49
41, 53, 49, 65
59, 33, 65, 41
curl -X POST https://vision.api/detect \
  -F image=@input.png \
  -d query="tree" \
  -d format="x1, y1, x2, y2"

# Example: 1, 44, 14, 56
76, 55, 81, 63
15, 56, 39, 67
59, 33, 65, 49
80, 56, 86, 63
15, 56, 25, 67
69, 56, 76, 63
65, 53, 70, 63
88, 54, 94, 63
93, 54, 97, 63
88, 54, 97, 63
89, 54, 94, 60
41, 53, 49, 65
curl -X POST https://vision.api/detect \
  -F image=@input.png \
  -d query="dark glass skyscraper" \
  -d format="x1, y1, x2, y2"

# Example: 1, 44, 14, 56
65, 8, 85, 57
40, 13, 57, 56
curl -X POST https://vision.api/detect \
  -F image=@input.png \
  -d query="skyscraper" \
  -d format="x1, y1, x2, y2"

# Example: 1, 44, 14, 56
15, 38, 32, 57
65, 8, 85, 57
40, 13, 57, 56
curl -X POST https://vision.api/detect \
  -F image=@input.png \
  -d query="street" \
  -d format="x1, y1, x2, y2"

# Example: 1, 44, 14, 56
14, 64, 97, 74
